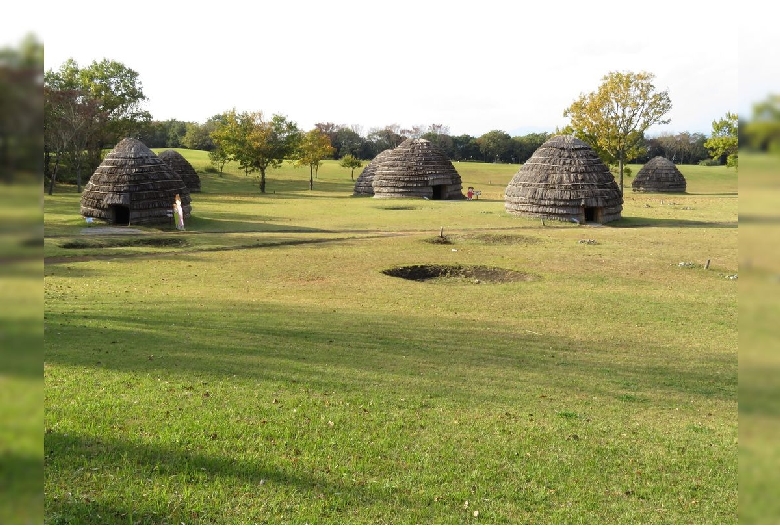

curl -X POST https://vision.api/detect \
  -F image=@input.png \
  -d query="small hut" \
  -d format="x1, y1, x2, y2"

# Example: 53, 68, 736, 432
371, 138, 465, 199
353, 149, 393, 196
504, 135, 622, 224
159, 149, 202, 192
632, 156, 687, 193
80, 138, 192, 225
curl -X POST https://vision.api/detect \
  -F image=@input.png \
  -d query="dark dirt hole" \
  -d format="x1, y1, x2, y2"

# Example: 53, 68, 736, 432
61, 237, 188, 249
382, 264, 534, 283
423, 236, 453, 245
376, 205, 418, 211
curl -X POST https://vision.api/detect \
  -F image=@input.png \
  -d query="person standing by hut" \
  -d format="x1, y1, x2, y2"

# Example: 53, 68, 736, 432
174, 194, 185, 230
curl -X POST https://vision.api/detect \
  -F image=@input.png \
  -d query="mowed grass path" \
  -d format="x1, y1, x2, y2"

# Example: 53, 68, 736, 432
44, 154, 737, 524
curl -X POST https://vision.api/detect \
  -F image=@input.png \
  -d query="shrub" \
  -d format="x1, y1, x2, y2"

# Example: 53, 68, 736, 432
698, 158, 721, 166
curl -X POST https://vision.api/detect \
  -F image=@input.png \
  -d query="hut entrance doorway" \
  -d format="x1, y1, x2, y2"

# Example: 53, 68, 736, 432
110, 205, 130, 225
431, 185, 446, 200
584, 207, 600, 223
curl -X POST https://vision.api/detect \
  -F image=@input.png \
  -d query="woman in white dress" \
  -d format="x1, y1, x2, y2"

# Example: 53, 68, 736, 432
174, 194, 184, 230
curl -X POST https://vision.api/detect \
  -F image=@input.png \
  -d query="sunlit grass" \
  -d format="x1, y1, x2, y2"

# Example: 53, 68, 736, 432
738, 151, 780, 524
44, 152, 738, 524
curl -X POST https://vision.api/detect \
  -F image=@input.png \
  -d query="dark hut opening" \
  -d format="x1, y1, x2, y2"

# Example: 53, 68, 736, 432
584, 207, 598, 222
432, 184, 446, 200
110, 205, 130, 225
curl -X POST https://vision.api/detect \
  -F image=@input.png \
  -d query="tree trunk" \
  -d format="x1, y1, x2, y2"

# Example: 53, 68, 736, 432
309, 165, 313, 191
618, 158, 624, 197
48, 152, 60, 196
76, 157, 82, 193
259, 168, 266, 193
351, 168, 354, 181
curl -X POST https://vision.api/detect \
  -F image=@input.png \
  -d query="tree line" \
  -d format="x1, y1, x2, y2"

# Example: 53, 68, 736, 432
0, 34, 43, 184
41, 50, 745, 195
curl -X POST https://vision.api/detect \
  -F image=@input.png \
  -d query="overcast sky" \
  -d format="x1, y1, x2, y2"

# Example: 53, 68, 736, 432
7, 0, 765, 137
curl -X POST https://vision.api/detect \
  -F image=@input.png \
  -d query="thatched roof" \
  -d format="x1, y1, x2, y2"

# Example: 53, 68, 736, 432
80, 138, 192, 225
504, 135, 622, 224
371, 138, 465, 199
632, 156, 686, 193
353, 149, 393, 196
159, 149, 201, 192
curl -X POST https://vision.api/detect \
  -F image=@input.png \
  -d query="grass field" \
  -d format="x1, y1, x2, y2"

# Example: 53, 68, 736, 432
737, 151, 780, 524
43, 152, 738, 524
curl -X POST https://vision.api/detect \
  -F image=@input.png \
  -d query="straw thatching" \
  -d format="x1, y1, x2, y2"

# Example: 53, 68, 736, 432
504, 135, 623, 224
353, 149, 393, 196
80, 138, 192, 225
159, 149, 202, 192
632, 156, 687, 193
371, 138, 465, 199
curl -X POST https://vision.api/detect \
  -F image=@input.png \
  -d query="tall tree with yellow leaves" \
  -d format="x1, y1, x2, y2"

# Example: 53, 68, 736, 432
564, 71, 672, 196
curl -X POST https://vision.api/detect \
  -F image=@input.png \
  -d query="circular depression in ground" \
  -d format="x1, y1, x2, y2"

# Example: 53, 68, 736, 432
382, 264, 534, 283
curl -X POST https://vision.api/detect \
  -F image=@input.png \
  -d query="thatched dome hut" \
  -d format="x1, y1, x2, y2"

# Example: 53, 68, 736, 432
353, 149, 393, 196
504, 135, 622, 224
632, 156, 686, 193
80, 138, 192, 225
159, 149, 201, 192
371, 138, 465, 199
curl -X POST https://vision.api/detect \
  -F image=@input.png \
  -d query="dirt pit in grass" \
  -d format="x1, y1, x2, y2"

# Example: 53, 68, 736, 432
382, 264, 534, 283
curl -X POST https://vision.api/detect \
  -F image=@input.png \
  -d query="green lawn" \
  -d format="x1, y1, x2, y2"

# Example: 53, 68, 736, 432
737, 151, 780, 524
44, 153, 738, 524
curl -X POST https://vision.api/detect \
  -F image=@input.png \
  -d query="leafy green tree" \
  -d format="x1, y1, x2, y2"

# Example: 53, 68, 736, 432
367, 125, 404, 153
564, 70, 672, 195
210, 109, 256, 177
211, 110, 300, 192
743, 95, 780, 153
43, 86, 106, 194
295, 129, 335, 190
45, 58, 151, 171
476, 130, 512, 162
182, 121, 216, 151
339, 154, 363, 180
164, 119, 187, 148
208, 144, 230, 175
451, 134, 480, 161
421, 124, 454, 158
332, 127, 363, 158
512, 133, 551, 164
654, 131, 709, 165
704, 112, 738, 168
1, 33, 43, 182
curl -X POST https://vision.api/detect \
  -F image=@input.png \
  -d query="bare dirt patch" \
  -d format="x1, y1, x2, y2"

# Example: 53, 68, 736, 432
422, 233, 540, 245
382, 264, 534, 283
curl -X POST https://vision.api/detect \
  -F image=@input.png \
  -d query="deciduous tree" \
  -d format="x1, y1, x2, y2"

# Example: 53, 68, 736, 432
564, 70, 672, 195
211, 110, 301, 192
339, 154, 363, 181
44, 87, 106, 194
704, 112, 738, 168
743, 95, 780, 153
0, 33, 43, 183
476, 130, 512, 162
45, 58, 151, 172
295, 129, 335, 190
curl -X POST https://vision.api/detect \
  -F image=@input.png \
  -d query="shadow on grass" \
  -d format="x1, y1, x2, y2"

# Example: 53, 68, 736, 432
44, 301, 736, 406
44, 237, 351, 265
44, 430, 410, 524
0, 453, 43, 524
614, 217, 737, 229
187, 216, 334, 234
